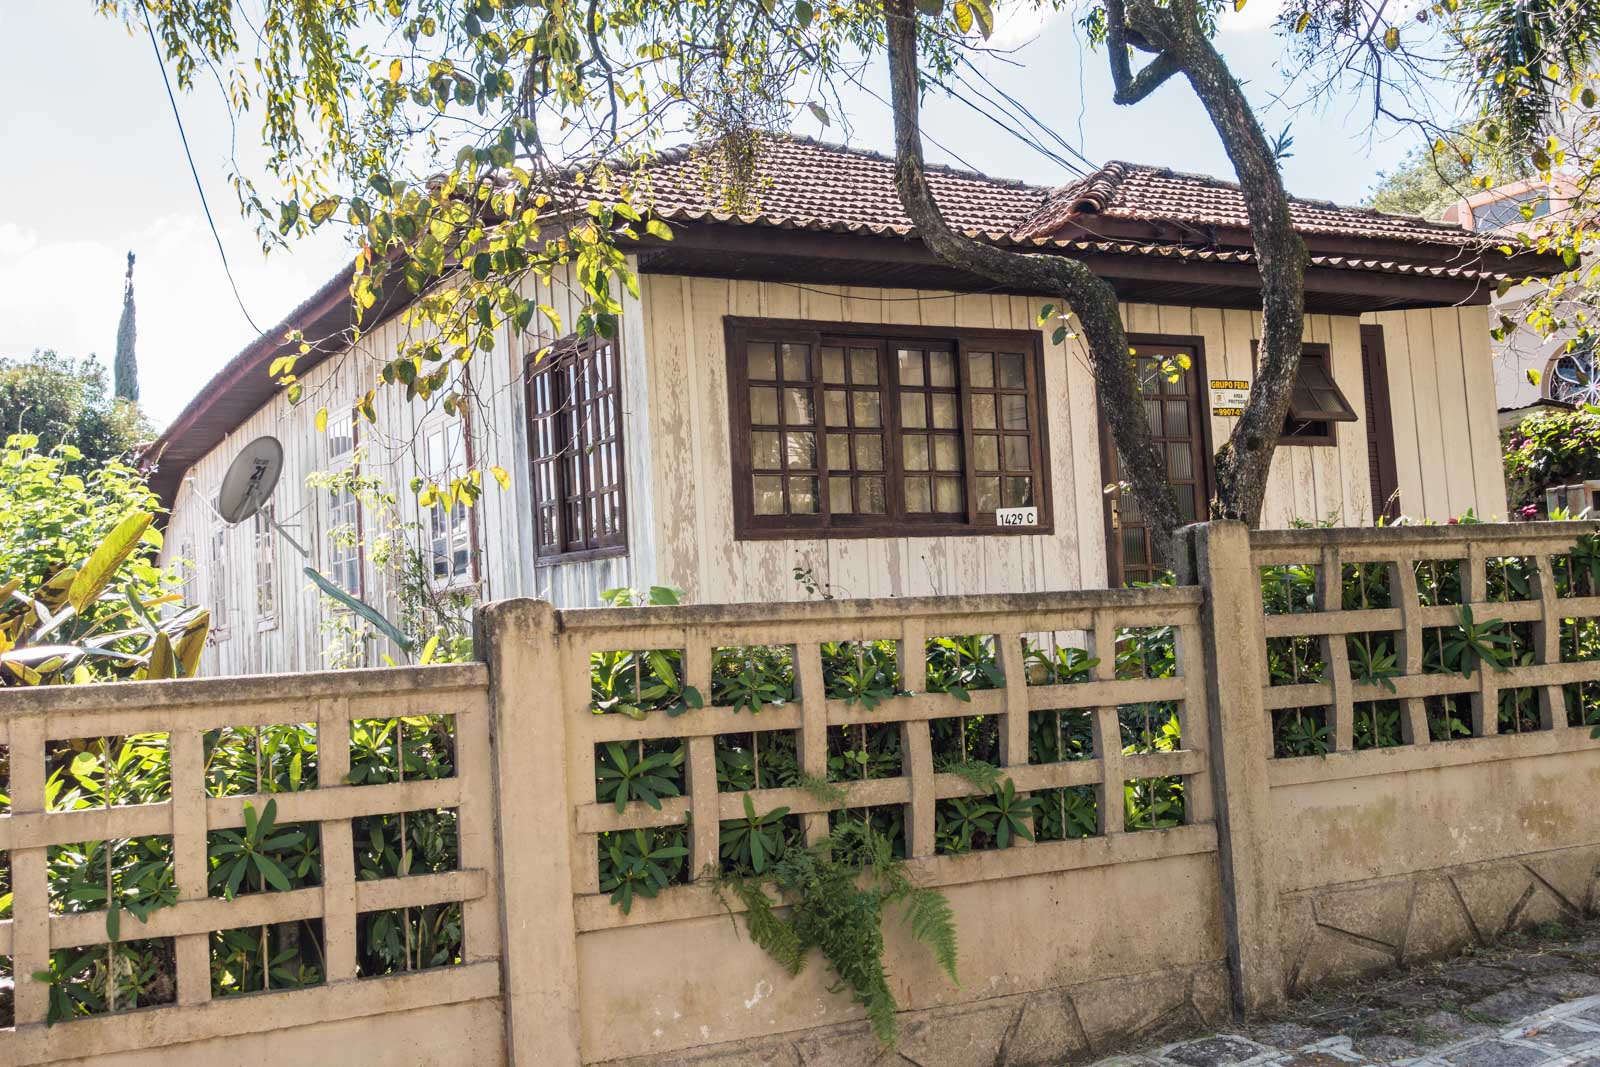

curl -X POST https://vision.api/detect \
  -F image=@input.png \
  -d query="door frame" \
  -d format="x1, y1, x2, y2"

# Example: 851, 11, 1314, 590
1360, 324, 1402, 522
1097, 333, 1217, 587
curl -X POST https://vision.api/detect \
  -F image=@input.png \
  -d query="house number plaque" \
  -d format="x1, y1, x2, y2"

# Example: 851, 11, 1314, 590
995, 507, 1039, 528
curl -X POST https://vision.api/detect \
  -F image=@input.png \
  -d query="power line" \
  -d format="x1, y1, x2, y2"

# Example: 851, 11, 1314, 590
139, 3, 263, 335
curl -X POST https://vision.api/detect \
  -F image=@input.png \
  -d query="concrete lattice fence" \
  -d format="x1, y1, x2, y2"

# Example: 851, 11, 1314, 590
1, 521, 1599, 1066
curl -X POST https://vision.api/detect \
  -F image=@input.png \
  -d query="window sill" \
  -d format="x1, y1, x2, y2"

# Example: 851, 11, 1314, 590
735, 521, 1055, 542
257, 618, 279, 634
535, 544, 628, 565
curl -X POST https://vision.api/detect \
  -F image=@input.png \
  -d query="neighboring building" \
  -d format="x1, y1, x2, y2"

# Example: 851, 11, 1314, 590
1442, 175, 1589, 416
149, 136, 1563, 674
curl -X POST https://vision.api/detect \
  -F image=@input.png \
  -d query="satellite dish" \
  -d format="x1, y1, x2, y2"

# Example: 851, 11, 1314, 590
216, 436, 284, 524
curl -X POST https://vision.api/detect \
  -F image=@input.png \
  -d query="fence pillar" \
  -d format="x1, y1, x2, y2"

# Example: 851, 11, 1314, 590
1180, 521, 1284, 1017
477, 599, 583, 1067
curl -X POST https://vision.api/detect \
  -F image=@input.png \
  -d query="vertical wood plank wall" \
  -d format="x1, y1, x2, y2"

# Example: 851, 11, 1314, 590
162, 269, 1506, 676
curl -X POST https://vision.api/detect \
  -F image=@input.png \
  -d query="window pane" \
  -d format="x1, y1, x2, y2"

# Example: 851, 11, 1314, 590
897, 349, 924, 386
784, 388, 815, 425
904, 434, 930, 471
753, 431, 782, 469
1143, 399, 1163, 435
789, 476, 818, 514
933, 434, 961, 471
1001, 395, 1029, 430
821, 346, 846, 383
997, 352, 1026, 389
748, 343, 776, 381
830, 475, 854, 513
1122, 527, 1148, 564
1164, 399, 1190, 438
1003, 435, 1031, 471
931, 393, 958, 429
1168, 442, 1194, 482
859, 477, 887, 514
1177, 486, 1199, 523
824, 389, 848, 427
935, 477, 964, 513
787, 432, 817, 470
750, 387, 778, 425
971, 395, 996, 430
969, 351, 995, 388
901, 394, 927, 429
976, 477, 1000, 513
906, 477, 932, 513
975, 435, 999, 471
782, 343, 811, 382
852, 391, 882, 428
849, 348, 878, 385
1003, 476, 1035, 507
754, 475, 783, 515
857, 434, 884, 471
929, 350, 956, 388
827, 433, 851, 470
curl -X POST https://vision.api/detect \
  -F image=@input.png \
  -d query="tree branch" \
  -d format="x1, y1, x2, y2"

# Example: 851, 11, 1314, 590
883, 0, 1184, 566
1106, 0, 1181, 104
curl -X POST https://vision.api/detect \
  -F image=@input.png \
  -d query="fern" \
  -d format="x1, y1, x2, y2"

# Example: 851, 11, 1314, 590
892, 882, 959, 986
795, 772, 847, 806
727, 877, 806, 975
934, 757, 1001, 792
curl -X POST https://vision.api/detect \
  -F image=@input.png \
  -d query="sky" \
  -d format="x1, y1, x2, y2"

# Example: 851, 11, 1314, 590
0, 0, 1446, 432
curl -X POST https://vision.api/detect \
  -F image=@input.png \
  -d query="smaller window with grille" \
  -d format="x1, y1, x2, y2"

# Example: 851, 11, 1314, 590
525, 336, 627, 560
323, 411, 363, 596
253, 502, 277, 628
424, 419, 476, 586
209, 525, 230, 639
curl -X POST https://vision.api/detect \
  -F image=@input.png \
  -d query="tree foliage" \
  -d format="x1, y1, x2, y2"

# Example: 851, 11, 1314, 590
1366, 141, 1475, 220
115, 252, 139, 403
0, 349, 150, 469
1503, 409, 1600, 509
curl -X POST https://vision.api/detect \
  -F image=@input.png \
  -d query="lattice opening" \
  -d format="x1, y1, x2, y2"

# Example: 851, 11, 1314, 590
348, 715, 457, 784
821, 640, 901, 706
355, 905, 464, 978
934, 788, 1035, 855
47, 733, 170, 810
1560, 617, 1600, 662
924, 634, 1002, 695
1485, 556, 1537, 602
1120, 701, 1180, 752
1272, 707, 1331, 757
1028, 708, 1094, 763
710, 644, 796, 712
1425, 695, 1473, 741
828, 805, 905, 859
1033, 786, 1099, 842
590, 647, 698, 717
206, 723, 317, 796
39, 937, 175, 1022
206, 816, 322, 899
1266, 635, 1324, 686
1345, 631, 1402, 690
1115, 626, 1176, 680
718, 808, 804, 876
714, 731, 800, 792
593, 740, 684, 809
1341, 562, 1393, 609
1550, 550, 1600, 598
1563, 680, 1600, 727
48, 836, 174, 917
930, 714, 1000, 771
1123, 777, 1184, 831
827, 723, 901, 782
355, 807, 459, 879
0, 955, 11, 1028
1260, 563, 1318, 614
1352, 700, 1405, 750
1020, 631, 1097, 686
212, 918, 326, 994
597, 826, 692, 909
1414, 559, 1463, 606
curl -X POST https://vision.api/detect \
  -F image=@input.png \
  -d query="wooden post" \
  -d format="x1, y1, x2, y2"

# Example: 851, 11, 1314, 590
477, 599, 582, 1067
1181, 521, 1285, 1017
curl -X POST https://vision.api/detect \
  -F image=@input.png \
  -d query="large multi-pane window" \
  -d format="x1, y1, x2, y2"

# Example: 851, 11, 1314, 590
425, 420, 475, 585
254, 503, 277, 626
325, 413, 362, 594
727, 319, 1051, 538
526, 337, 626, 559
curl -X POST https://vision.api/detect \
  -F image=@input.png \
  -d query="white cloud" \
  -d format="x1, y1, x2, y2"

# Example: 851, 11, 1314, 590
0, 223, 36, 258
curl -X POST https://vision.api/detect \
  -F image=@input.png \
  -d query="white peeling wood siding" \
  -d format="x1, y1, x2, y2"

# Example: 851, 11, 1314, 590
162, 259, 649, 677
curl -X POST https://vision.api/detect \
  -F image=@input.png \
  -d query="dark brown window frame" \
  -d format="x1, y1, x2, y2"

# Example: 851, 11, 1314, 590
725, 316, 1054, 541
1251, 342, 1358, 447
525, 335, 628, 563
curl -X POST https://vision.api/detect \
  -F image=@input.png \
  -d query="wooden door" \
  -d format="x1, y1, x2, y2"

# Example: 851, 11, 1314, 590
1360, 325, 1401, 521
1100, 338, 1211, 586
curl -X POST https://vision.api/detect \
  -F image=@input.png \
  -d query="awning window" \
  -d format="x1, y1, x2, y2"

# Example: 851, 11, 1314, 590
1288, 353, 1358, 423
